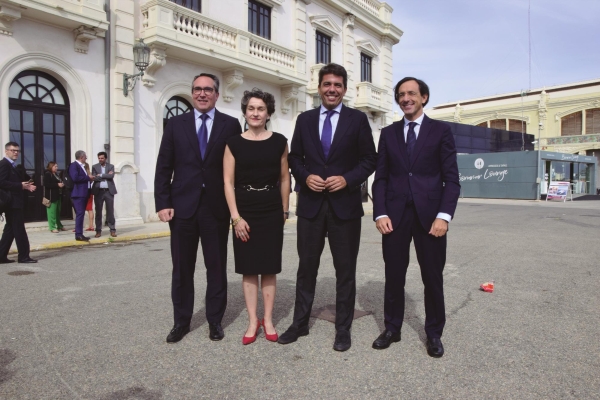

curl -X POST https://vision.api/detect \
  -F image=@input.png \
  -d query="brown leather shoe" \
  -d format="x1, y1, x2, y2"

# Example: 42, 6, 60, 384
95, 232, 101, 238
110, 231, 117, 237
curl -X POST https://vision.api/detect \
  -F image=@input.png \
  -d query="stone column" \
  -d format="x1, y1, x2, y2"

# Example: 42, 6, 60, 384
380, 36, 395, 126
111, 0, 143, 226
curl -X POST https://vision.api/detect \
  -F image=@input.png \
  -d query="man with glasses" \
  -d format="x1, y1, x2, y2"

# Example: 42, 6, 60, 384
0, 142, 37, 263
155, 73, 242, 343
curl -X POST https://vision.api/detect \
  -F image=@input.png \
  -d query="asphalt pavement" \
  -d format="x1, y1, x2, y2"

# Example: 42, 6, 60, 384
1, 198, 599, 399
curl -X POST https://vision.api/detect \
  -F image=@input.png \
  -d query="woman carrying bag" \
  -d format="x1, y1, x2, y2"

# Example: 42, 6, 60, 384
43, 162, 66, 233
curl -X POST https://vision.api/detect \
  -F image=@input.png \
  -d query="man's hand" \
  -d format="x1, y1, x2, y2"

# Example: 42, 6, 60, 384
88, 175, 95, 181
158, 208, 175, 222
376, 217, 393, 235
108, 171, 114, 175
429, 218, 448, 237
324, 176, 347, 192
22, 182, 36, 192
306, 174, 326, 192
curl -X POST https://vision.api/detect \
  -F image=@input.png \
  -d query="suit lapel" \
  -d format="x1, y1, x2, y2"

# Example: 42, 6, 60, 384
410, 115, 431, 167
183, 111, 202, 162
327, 105, 351, 160
204, 109, 225, 160
307, 108, 326, 161
393, 120, 410, 170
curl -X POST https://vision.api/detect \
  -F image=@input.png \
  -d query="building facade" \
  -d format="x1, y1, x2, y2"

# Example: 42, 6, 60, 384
0, 0, 402, 225
427, 79, 600, 192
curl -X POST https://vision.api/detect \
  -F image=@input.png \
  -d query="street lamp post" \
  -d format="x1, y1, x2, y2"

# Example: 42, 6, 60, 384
123, 38, 150, 97
537, 121, 543, 200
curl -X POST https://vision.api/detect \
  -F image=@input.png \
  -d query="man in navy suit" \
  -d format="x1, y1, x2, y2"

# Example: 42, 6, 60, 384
155, 73, 242, 343
279, 63, 377, 351
371, 77, 460, 357
0, 142, 37, 263
68, 150, 93, 242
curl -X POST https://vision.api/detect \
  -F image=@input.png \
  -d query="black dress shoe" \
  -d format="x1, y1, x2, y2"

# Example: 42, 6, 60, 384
372, 330, 401, 350
333, 330, 351, 352
166, 325, 190, 343
208, 323, 224, 341
277, 326, 309, 344
75, 235, 90, 241
426, 337, 444, 358
18, 257, 38, 264
0, 258, 15, 264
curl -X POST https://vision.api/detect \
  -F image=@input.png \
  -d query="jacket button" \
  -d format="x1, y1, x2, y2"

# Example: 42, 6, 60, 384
409, 172, 412, 176
202, 168, 205, 171
324, 165, 328, 169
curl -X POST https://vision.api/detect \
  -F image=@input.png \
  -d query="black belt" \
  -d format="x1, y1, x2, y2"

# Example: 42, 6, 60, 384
238, 185, 276, 191
98, 188, 110, 191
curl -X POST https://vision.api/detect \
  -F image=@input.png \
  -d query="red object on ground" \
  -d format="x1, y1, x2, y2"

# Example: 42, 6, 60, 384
480, 281, 494, 293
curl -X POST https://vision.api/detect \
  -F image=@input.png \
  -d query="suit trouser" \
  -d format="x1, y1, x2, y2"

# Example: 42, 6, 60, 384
382, 204, 447, 338
0, 208, 30, 261
169, 195, 229, 327
292, 200, 361, 332
94, 189, 115, 232
72, 196, 87, 236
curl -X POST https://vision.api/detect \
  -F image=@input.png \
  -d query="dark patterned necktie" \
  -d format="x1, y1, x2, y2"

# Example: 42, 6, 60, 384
321, 110, 335, 158
198, 113, 209, 159
406, 122, 417, 159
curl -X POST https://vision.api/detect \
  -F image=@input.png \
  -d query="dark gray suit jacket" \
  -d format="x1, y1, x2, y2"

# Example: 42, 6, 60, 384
91, 163, 117, 196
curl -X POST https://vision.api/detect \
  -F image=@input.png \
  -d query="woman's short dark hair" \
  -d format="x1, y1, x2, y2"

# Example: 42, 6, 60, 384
318, 63, 348, 88
46, 161, 57, 172
241, 88, 276, 116
394, 77, 430, 106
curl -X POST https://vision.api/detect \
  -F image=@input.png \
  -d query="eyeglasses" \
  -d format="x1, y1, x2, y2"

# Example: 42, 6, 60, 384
6, 149, 19, 153
193, 86, 215, 95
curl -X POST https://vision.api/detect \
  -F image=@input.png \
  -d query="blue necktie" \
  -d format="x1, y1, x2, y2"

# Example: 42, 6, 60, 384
406, 122, 417, 159
198, 114, 209, 159
321, 110, 335, 159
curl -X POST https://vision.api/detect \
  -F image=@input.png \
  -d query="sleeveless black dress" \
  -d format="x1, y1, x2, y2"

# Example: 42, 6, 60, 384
227, 132, 288, 275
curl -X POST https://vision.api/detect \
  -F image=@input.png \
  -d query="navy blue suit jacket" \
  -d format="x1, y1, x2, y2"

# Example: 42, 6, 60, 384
154, 109, 242, 220
68, 161, 90, 198
372, 115, 460, 231
0, 158, 24, 209
288, 105, 377, 220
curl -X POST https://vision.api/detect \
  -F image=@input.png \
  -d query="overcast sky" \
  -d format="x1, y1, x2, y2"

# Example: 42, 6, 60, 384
388, 0, 600, 110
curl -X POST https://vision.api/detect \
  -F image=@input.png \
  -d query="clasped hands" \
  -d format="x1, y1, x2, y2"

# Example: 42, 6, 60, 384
21, 181, 36, 192
376, 216, 448, 237
306, 174, 346, 192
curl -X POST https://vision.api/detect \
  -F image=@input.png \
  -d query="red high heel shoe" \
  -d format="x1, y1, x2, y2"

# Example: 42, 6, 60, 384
242, 320, 261, 345
262, 319, 278, 342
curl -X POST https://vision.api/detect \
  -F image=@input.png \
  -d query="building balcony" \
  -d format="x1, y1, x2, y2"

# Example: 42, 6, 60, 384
140, 0, 307, 90
354, 82, 390, 114
0, 0, 108, 48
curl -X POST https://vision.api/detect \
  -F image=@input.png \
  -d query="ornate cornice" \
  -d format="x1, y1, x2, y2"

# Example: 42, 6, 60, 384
142, 45, 167, 88
554, 99, 600, 121
309, 14, 342, 37
356, 39, 380, 58
73, 25, 104, 54
0, 4, 20, 36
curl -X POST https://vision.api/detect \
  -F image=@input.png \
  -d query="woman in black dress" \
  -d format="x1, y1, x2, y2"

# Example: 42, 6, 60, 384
223, 88, 290, 345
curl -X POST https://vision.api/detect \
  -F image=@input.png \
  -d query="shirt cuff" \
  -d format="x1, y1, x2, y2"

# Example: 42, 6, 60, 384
436, 212, 451, 223
375, 215, 388, 221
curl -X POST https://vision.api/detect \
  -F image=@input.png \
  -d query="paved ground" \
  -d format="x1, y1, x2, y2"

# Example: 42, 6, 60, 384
1, 199, 599, 399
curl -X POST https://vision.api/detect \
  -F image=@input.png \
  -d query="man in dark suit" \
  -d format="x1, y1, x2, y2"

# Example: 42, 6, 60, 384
279, 63, 377, 352
371, 77, 460, 357
155, 73, 242, 343
91, 151, 117, 238
69, 150, 93, 241
0, 142, 37, 263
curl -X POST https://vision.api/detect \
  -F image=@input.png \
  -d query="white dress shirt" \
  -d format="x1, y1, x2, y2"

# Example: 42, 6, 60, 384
99, 164, 108, 189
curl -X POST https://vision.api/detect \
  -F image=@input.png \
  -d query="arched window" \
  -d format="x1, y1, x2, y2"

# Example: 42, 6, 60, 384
585, 108, 600, 135
561, 111, 582, 136
489, 119, 506, 130
508, 119, 526, 133
8, 70, 70, 222
163, 96, 192, 129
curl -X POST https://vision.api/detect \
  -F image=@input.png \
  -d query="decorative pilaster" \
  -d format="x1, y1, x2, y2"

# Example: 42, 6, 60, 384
453, 103, 463, 122
342, 14, 356, 103
281, 84, 301, 114
0, 4, 20, 36
221, 69, 244, 103
538, 89, 548, 122
380, 36, 395, 126
142, 45, 167, 87
73, 25, 104, 54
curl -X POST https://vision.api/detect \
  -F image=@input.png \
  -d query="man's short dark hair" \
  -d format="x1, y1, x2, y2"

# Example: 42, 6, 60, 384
5, 142, 19, 150
97, 151, 108, 158
191, 73, 220, 93
394, 77, 430, 107
318, 63, 348, 89
241, 88, 276, 116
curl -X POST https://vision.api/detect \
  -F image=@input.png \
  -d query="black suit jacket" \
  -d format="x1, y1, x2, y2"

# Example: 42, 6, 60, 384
155, 109, 242, 220
0, 158, 25, 209
288, 105, 377, 220
372, 115, 461, 231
